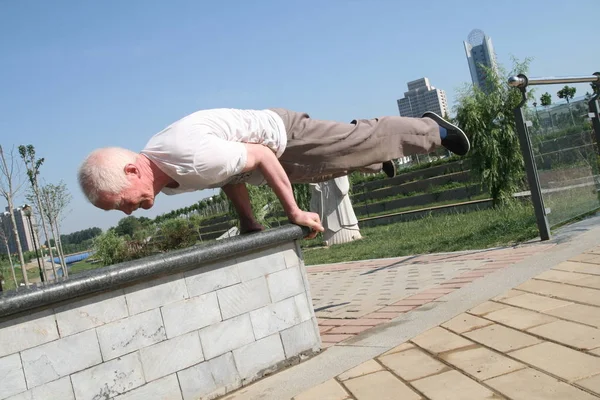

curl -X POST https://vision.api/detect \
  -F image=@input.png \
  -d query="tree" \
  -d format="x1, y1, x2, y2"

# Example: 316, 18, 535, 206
114, 216, 143, 238
0, 221, 18, 288
557, 85, 577, 125
18, 144, 58, 280
540, 92, 554, 130
454, 57, 532, 206
39, 181, 72, 277
0, 145, 29, 288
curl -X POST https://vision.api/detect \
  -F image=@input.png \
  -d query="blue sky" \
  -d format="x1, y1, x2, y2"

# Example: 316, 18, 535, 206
1, 0, 597, 235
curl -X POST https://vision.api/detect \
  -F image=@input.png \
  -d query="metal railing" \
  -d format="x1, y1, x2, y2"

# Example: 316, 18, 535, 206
508, 72, 600, 240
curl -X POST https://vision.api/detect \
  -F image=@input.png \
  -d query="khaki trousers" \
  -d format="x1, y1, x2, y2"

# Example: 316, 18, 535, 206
269, 108, 441, 183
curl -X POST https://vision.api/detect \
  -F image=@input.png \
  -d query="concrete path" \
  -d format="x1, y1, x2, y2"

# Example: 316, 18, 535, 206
220, 215, 600, 400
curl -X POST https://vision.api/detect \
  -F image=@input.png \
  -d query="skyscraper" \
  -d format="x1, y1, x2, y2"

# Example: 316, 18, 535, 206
397, 77, 448, 118
464, 29, 498, 89
0, 206, 35, 255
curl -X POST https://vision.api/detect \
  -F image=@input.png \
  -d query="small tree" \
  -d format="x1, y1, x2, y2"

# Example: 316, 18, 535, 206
540, 92, 554, 130
0, 145, 29, 287
454, 57, 532, 206
557, 85, 577, 125
38, 181, 72, 277
157, 218, 197, 251
92, 230, 127, 266
0, 222, 18, 288
19, 145, 58, 280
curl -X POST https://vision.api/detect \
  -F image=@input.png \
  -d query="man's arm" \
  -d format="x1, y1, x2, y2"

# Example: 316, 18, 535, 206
221, 183, 265, 234
229, 143, 324, 237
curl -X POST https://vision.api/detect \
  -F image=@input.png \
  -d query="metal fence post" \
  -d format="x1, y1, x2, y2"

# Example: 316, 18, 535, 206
589, 73, 600, 149
512, 74, 551, 241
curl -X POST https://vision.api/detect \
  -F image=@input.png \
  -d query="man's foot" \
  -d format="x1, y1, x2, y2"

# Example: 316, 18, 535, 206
382, 160, 396, 178
422, 111, 470, 156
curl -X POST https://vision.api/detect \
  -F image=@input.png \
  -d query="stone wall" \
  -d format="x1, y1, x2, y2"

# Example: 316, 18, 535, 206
0, 225, 320, 400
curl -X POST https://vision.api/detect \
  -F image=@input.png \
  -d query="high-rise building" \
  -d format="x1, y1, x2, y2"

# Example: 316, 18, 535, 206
0, 206, 35, 255
464, 29, 498, 89
397, 77, 449, 118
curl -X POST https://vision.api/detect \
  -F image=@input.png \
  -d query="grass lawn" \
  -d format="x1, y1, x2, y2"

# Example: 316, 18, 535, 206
301, 201, 540, 266
69, 260, 102, 275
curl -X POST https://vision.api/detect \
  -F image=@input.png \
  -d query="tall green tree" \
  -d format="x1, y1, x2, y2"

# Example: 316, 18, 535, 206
19, 145, 58, 280
540, 92, 554, 130
557, 85, 577, 125
454, 57, 532, 206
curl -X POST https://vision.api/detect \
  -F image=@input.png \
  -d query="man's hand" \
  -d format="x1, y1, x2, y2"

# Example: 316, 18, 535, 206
288, 209, 324, 239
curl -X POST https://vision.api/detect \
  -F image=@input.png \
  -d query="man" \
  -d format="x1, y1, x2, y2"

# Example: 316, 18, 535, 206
78, 108, 469, 237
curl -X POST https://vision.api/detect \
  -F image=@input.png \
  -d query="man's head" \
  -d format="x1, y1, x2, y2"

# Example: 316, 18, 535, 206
78, 147, 156, 215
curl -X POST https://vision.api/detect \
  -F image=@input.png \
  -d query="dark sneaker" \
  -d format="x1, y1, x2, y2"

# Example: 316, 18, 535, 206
422, 111, 470, 156
382, 160, 396, 178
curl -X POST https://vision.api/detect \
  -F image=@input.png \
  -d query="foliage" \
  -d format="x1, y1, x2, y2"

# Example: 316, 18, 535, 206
557, 85, 576, 104
156, 218, 197, 251
454, 56, 531, 206
540, 92, 552, 107
92, 230, 128, 266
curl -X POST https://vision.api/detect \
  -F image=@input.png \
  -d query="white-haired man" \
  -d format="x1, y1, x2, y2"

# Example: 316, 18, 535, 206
79, 108, 469, 237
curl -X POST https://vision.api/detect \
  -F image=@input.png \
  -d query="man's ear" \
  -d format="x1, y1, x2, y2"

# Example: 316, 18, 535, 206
124, 163, 139, 176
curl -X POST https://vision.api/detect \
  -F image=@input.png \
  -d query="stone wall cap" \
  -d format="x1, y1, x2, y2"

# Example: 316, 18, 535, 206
0, 224, 308, 319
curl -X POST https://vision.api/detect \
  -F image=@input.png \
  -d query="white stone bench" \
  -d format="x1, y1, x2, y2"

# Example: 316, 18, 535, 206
0, 225, 321, 400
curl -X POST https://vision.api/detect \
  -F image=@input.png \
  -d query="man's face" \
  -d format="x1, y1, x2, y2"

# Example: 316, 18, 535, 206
96, 174, 155, 215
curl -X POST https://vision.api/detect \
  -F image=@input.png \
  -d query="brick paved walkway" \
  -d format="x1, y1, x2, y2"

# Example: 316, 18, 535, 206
294, 244, 600, 399
309, 243, 556, 348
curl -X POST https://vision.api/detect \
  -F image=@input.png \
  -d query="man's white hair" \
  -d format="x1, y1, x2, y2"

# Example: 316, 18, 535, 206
78, 147, 139, 205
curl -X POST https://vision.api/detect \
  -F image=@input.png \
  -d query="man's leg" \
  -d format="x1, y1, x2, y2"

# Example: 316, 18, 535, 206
271, 108, 468, 182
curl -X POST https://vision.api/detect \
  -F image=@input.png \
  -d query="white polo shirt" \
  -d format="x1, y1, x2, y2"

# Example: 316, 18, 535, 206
141, 108, 286, 194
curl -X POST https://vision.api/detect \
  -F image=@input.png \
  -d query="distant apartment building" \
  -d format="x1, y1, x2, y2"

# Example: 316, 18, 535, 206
464, 29, 498, 90
397, 77, 449, 118
0, 206, 34, 254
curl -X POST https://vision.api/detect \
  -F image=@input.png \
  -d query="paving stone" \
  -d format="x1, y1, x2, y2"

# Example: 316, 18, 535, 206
199, 314, 255, 360
511, 342, 600, 381
468, 301, 507, 316
125, 273, 188, 315
321, 334, 352, 343
441, 346, 525, 381
590, 348, 600, 356
342, 319, 386, 327
412, 370, 498, 399
338, 359, 384, 381
1, 353, 26, 399
233, 334, 286, 381
280, 319, 320, 358
184, 258, 241, 297
486, 368, 598, 400
293, 379, 349, 400
464, 324, 542, 352
161, 291, 222, 338
527, 320, 600, 350
21, 329, 102, 388
517, 279, 600, 307
441, 313, 494, 334
411, 327, 473, 355
576, 374, 600, 395
553, 261, 600, 276
380, 348, 448, 381
71, 352, 145, 400
113, 374, 182, 400
328, 325, 372, 335
96, 309, 166, 361
483, 305, 557, 330
379, 306, 416, 313
567, 253, 600, 265
546, 303, 600, 328
54, 291, 128, 337
380, 342, 415, 357
5, 377, 74, 400
343, 371, 421, 400
500, 292, 572, 312
536, 269, 600, 289
493, 289, 525, 301
217, 277, 271, 320
362, 312, 400, 320
0, 310, 59, 358
140, 331, 204, 381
